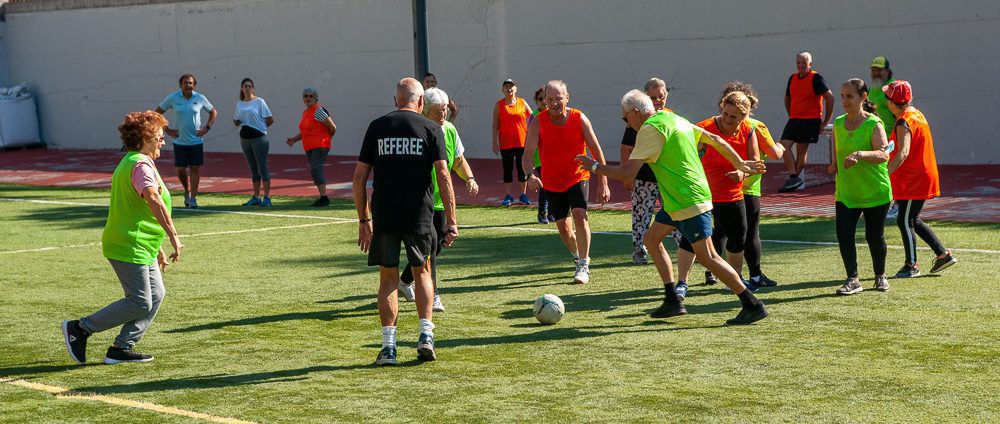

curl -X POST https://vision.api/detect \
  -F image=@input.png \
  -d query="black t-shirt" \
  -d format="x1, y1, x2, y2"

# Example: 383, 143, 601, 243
358, 110, 447, 234
785, 72, 830, 97
620, 126, 658, 183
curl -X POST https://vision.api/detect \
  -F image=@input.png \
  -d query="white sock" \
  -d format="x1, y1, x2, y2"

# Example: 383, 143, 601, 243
381, 326, 396, 348
419, 319, 435, 336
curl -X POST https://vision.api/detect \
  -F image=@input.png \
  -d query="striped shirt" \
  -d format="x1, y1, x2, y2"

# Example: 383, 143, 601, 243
314, 106, 330, 122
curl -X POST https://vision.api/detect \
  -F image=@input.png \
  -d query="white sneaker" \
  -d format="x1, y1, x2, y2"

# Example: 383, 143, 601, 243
432, 294, 445, 312
397, 282, 415, 302
574, 260, 590, 284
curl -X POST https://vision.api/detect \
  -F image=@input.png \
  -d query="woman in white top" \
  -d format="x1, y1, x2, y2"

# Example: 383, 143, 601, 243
233, 78, 275, 206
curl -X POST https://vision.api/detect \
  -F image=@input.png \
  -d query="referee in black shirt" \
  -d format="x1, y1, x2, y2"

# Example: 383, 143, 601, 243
353, 78, 458, 366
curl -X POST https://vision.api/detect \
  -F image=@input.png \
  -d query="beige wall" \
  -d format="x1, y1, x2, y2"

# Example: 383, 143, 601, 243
5, 0, 1000, 163
5, 0, 414, 156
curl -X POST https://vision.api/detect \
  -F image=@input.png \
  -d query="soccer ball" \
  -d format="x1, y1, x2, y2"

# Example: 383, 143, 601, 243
533, 294, 565, 325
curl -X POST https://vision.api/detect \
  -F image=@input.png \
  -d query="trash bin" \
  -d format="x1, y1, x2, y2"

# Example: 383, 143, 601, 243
0, 96, 43, 148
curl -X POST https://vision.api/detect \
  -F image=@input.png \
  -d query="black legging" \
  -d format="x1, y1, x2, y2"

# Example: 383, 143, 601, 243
535, 166, 548, 215
835, 201, 890, 278
896, 199, 946, 266
743, 195, 763, 277
500, 148, 527, 183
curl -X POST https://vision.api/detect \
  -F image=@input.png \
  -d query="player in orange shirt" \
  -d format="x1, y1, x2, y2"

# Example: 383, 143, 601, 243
492, 79, 533, 206
778, 52, 835, 192
884, 80, 957, 277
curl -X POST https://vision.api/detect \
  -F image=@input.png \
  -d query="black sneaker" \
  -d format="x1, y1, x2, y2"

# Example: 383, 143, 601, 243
704, 271, 718, 285
61, 320, 90, 364
650, 296, 687, 318
894, 264, 921, 278
929, 254, 958, 274
310, 196, 330, 207
777, 175, 804, 193
725, 303, 769, 325
103, 346, 153, 364
375, 346, 397, 366
416, 333, 436, 361
755, 274, 778, 287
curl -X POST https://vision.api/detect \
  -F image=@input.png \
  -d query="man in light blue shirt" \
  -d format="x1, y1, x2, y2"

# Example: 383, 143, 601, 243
155, 73, 217, 208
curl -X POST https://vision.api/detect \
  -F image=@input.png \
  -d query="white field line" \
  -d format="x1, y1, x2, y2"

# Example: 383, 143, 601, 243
0, 222, 349, 254
3, 197, 997, 255
1, 378, 257, 424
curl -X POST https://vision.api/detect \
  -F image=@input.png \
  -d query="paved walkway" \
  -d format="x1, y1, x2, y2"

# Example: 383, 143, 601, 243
1, 148, 997, 222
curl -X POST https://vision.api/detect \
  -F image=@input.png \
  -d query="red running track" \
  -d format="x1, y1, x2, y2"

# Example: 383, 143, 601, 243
1, 148, 997, 222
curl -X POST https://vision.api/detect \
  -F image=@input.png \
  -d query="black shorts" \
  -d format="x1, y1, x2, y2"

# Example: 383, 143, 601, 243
368, 232, 435, 268
547, 180, 588, 220
780, 118, 822, 144
173, 144, 204, 167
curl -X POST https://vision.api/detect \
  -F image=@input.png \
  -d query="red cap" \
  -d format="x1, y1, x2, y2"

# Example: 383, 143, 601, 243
882, 80, 912, 104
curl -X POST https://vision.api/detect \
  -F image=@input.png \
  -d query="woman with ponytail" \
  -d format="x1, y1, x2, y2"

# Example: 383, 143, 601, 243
828, 78, 892, 295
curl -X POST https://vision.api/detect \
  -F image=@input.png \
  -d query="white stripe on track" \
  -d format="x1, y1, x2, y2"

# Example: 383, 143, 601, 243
1, 378, 257, 424
3, 197, 996, 254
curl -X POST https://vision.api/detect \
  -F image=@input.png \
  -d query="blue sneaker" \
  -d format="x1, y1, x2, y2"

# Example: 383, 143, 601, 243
742, 277, 760, 293
243, 196, 262, 206
501, 195, 513, 206
538, 214, 548, 224
416, 333, 436, 361
675, 282, 689, 300
375, 346, 396, 366
188, 197, 199, 209
261, 196, 272, 207
519, 193, 532, 205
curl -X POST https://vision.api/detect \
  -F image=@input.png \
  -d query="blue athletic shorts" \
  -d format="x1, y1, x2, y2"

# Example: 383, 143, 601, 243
655, 208, 712, 243
173, 144, 204, 167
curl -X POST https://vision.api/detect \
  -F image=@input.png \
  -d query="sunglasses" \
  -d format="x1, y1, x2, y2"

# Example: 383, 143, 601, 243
303, 94, 315, 98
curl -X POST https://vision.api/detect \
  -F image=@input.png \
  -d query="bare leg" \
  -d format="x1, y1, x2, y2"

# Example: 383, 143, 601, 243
504, 182, 512, 197
780, 139, 796, 175
555, 218, 578, 257
676, 248, 696, 282
263, 181, 271, 198
411, 260, 433, 321
251, 180, 261, 197
795, 143, 810, 175
725, 250, 745, 277
317, 183, 327, 197
177, 168, 190, 195
520, 181, 528, 196
692, 238, 747, 295
377, 267, 400, 326
644, 222, 676, 284
571, 208, 591, 259
189, 166, 200, 198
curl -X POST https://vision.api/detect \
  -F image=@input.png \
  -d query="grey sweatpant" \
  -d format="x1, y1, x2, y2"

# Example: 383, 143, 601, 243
305, 147, 329, 185
80, 259, 165, 349
240, 136, 270, 182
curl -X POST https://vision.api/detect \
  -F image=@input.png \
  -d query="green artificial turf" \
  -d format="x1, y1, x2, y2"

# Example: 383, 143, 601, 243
1, 184, 997, 423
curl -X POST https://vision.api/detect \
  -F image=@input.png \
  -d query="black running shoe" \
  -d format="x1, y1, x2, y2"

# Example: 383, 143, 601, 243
61, 320, 89, 364
375, 346, 397, 366
310, 196, 330, 207
755, 274, 778, 287
416, 333, 436, 361
650, 296, 687, 318
929, 254, 958, 274
704, 271, 718, 286
103, 346, 153, 364
725, 303, 769, 325
777, 175, 804, 193
894, 264, 921, 278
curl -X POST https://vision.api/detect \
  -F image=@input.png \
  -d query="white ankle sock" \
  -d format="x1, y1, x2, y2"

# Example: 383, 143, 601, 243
419, 319, 435, 336
381, 326, 396, 348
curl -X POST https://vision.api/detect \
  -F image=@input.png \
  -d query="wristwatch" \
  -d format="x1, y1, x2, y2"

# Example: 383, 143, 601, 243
590, 162, 599, 173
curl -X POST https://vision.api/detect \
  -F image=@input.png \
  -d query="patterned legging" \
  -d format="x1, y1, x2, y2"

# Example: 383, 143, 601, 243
630, 179, 660, 252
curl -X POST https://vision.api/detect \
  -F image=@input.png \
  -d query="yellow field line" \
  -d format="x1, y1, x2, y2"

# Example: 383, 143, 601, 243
1, 378, 257, 424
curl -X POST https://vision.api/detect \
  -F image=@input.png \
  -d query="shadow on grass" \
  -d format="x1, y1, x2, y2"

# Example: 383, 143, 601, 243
0, 363, 90, 379
165, 302, 377, 334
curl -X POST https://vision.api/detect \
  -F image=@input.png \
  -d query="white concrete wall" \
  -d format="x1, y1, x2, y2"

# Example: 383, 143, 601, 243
5, 0, 414, 155
5, 0, 1000, 163
0, 21, 9, 86
428, 0, 1000, 164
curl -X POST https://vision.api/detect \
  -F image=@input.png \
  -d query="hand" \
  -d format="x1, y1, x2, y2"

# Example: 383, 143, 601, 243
623, 179, 635, 191
466, 179, 480, 196
527, 175, 543, 192
726, 170, 743, 182
286, 137, 296, 146
195, 127, 209, 137
843, 152, 859, 169
157, 249, 169, 272
597, 183, 611, 204
737, 160, 766, 175
492, 143, 499, 155
443, 225, 459, 247
575, 154, 596, 172
827, 163, 837, 176
168, 235, 183, 263
164, 128, 180, 138
357, 221, 373, 253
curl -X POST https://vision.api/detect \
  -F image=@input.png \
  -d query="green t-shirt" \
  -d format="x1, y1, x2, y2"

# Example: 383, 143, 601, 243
431, 121, 459, 211
743, 118, 764, 197
833, 114, 892, 208
634, 111, 713, 220
869, 77, 896, 135
102, 151, 172, 265
530, 108, 542, 168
